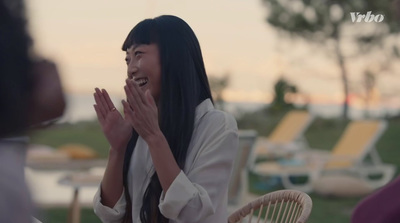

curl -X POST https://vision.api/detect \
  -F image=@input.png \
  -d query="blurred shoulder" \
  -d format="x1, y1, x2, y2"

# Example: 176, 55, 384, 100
203, 109, 237, 131
195, 99, 237, 133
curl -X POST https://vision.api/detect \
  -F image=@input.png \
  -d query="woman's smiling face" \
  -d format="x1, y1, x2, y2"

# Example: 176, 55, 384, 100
125, 43, 161, 103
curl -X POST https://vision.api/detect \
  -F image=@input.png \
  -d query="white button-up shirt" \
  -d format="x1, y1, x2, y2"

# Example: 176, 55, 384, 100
93, 99, 238, 223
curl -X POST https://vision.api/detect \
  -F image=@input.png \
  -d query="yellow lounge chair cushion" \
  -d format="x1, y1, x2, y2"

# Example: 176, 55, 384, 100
326, 121, 380, 169
269, 111, 310, 144
58, 144, 97, 159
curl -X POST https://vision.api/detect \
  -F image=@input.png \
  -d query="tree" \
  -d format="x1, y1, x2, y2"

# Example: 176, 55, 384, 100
209, 74, 230, 110
262, 0, 400, 119
364, 70, 376, 117
268, 77, 298, 113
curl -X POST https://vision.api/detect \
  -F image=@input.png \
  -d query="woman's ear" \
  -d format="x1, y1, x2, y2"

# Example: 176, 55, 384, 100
29, 60, 66, 127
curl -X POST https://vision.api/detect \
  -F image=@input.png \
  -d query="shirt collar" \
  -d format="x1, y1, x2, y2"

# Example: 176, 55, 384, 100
195, 98, 214, 124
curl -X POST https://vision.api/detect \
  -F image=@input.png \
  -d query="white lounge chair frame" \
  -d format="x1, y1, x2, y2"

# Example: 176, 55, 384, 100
253, 120, 396, 192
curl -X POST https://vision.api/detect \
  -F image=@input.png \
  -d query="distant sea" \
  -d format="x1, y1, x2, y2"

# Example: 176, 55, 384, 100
60, 94, 400, 123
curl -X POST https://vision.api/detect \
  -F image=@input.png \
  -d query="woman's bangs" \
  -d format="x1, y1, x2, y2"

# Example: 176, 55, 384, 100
122, 19, 157, 50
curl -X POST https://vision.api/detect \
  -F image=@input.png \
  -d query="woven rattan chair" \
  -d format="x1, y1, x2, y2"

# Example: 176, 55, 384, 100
228, 190, 312, 223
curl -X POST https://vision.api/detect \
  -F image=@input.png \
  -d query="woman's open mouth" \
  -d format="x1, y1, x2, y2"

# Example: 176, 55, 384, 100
135, 78, 148, 87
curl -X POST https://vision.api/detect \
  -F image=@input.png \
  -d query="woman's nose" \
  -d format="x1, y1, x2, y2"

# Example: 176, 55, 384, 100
128, 63, 138, 77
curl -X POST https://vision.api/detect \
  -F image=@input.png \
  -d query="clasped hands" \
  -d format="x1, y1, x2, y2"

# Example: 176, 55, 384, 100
93, 79, 160, 152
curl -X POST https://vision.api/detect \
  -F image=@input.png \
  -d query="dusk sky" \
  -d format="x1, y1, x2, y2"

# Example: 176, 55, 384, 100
26, 0, 399, 107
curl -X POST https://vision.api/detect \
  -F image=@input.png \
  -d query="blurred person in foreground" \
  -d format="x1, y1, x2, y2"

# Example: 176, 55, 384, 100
93, 15, 239, 223
0, 0, 65, 222
351, 177, 400, 223
352, 1, 400, 222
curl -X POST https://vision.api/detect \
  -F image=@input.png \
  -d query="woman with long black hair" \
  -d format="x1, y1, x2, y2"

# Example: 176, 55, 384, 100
93, 15, 238, 223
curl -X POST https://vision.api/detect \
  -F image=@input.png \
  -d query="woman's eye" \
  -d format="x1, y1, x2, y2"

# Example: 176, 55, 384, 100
134, 51, 143, 57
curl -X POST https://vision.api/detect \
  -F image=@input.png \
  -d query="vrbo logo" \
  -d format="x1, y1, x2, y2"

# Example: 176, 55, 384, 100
350, 11, 385, 23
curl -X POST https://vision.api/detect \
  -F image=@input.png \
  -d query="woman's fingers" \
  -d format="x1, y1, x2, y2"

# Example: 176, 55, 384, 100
125, 79, 145, 110
124, 85, 137, 111
124, 80, 138, 108
129, 79, 146, 105
101, 89, 116, 111
94, 90, 107, 117
93, 104, 105, 123
94, 88, 118, 120
97, 88, 112, 111
122, 99, 135, 123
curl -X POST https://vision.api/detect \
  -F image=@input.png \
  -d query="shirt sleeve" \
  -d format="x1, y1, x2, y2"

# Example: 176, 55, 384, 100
158, 113, 238, 222
93, 185, 127, 223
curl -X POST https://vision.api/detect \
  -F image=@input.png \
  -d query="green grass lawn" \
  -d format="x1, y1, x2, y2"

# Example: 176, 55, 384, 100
30, 120, 110, 158
35, 208, 100, 223
29, 116, 400, 223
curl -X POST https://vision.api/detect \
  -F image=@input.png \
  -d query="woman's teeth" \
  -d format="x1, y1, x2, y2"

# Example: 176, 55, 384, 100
137, 78, 148, 87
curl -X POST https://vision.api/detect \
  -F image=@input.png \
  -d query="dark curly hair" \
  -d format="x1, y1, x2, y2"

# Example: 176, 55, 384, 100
0, 0, 33, 137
